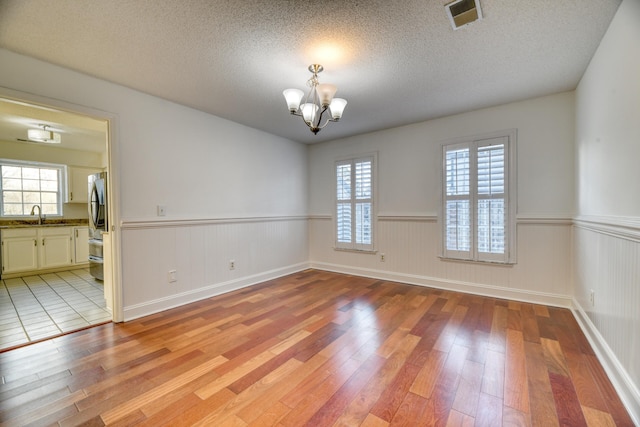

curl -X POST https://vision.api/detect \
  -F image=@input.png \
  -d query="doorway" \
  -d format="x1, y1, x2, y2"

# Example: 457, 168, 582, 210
0, 94, 118, 351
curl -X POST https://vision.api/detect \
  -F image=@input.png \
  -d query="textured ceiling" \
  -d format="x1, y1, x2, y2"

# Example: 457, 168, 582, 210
0, 0, 622, 144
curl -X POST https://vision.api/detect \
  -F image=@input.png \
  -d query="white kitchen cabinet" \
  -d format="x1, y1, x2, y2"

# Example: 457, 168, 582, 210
1, 226, 80, 277
1, 228, 38, 275
39, 227, 73, 269
67, 166, 101, 203
74, 227, 90, 264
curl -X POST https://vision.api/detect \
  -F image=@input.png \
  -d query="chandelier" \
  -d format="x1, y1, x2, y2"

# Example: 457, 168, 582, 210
27, 124, 61, 144
283, 64, 347, 135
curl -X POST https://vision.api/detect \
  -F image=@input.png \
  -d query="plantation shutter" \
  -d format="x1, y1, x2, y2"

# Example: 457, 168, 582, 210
442, 134, 513, 263
336, 161, 352, 245
444, 143, 472, 259
335, 156, 374, 251
476, 137, 507, 262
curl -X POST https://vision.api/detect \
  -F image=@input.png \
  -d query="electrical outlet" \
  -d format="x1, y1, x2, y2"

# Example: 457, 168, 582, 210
157, 205, 167, 216
380, 253, 386, 262
589, 290, 595, 307
168, 269, 177, 283
229, 260, 235, 270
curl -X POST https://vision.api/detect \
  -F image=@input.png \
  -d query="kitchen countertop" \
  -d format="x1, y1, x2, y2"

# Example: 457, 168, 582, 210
0, 219, 89, 229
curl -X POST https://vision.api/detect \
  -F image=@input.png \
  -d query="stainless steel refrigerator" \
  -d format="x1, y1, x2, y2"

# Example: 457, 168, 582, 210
88, 172, 107, 280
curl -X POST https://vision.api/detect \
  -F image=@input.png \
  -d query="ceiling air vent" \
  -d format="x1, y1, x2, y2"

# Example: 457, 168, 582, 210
445, 0, 482, 30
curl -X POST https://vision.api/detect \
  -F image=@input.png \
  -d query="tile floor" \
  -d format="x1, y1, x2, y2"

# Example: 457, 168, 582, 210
0, 268, 111, 351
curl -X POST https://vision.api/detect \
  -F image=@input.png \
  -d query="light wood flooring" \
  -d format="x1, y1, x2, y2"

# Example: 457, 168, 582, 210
0, 270, 633, 426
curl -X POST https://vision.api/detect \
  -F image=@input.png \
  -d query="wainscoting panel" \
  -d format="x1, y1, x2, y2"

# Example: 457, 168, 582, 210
309, 215, 573, 307
120, 216, 309, 320
573, 218, 640, 423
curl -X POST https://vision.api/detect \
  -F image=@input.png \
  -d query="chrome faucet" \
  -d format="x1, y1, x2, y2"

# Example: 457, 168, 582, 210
30, 204, 43, 225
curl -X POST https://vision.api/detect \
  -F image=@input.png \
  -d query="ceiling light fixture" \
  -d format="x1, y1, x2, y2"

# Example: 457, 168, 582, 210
283, 64, 347, 135
27, 124, 61, 144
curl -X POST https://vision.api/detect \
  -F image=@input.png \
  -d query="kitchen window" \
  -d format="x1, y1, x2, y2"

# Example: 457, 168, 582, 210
0, 160, 65, 217
442, 130, 516, 263
335, 154, 376, 251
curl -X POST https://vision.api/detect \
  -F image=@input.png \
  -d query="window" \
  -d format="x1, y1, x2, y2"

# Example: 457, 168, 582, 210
442, 130, 516, 263
0, 160, 66, 217
335, 154, 376, 251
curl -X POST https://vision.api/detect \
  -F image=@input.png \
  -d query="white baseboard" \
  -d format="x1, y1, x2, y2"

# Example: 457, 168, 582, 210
123, 262, 310, 321
572, 300, 640, 426
309, 262, 573, 308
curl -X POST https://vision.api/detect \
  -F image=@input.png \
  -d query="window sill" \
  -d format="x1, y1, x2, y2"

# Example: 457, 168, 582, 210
334, 247, 377, 255
438, 256, 516, 266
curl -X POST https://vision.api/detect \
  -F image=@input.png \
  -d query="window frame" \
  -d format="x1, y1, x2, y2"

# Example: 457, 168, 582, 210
0, 159, 67, 218
441, 129, 517, 264
334, 152, 377, 252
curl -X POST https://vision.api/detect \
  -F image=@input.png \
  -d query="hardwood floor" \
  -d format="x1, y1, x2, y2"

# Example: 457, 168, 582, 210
0, 270, 633, 426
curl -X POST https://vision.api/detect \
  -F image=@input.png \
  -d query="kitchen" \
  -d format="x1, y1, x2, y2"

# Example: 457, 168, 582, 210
0, 96, 112, 350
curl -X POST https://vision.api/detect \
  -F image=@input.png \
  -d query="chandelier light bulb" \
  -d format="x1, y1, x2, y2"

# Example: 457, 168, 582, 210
329, 98, 347, 120
301, 103, 318, 123
316, 83, 337, 107
283, 88, 304, 112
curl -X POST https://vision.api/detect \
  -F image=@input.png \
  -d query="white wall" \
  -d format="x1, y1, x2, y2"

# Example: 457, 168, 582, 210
575, 0, 640, 219
309, 92, 575, 304
114, 95, 308, 219
573, 0, 640, 422
309, 92, 575, 218
0, 48, 309, 319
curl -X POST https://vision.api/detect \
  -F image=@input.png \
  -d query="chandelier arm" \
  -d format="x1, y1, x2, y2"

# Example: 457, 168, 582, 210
288, 110, 317, 132
315, 105, 328, 129
317, 117, 338, 130
291, 103, 340, 133
317, 106, 342, 130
